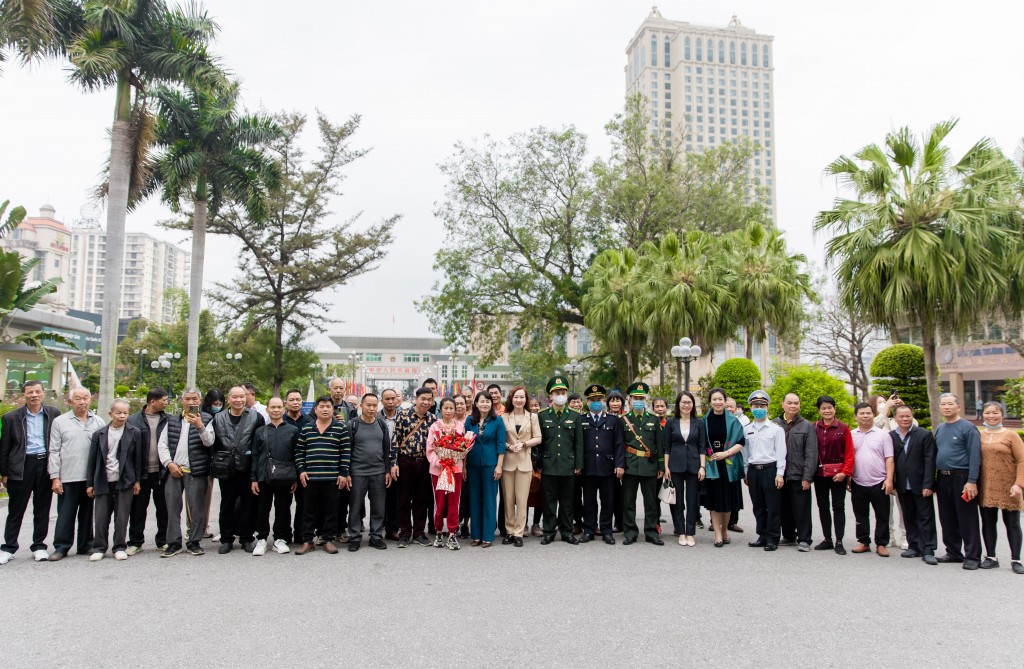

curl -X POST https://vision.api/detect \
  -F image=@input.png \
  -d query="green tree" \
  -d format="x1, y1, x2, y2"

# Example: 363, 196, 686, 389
768, 364, 855, 425
0, 0, 78, 72
815, 120, 1019, 426
582, 247, 647, 383
869, 344, 931, 429
150, 82, 280, 389
712, 358, 761, 406
508, 347, 567, 399
67, 0, 225, 412
201, 111, 397, 395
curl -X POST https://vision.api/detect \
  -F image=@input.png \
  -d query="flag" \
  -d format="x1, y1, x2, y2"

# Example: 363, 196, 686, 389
67, 360, 82, 390
306, 378, 315, 403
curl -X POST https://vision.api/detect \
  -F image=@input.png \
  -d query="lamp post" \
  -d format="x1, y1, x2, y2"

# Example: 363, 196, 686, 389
565, 358, 582, 392
133, 348, 148, 386
670, 337, 703, 394
152, 352, 181, 397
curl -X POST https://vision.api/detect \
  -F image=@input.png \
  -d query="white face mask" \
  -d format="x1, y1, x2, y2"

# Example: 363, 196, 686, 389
552, 395, 568, 406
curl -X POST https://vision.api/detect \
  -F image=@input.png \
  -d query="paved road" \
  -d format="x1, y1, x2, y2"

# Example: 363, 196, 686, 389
1, 489, 1021, 667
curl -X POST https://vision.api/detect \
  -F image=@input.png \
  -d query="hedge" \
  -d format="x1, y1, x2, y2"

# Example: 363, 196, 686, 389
711, 358, 762, 406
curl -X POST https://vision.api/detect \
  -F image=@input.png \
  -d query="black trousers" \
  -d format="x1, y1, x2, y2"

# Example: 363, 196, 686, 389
748, 465, 781, 544
573, 474, 584, 528
542, 474, 575, 538
396, 456, 432, 538
53, 480, 94, 555
582, 475, 615, 537
613, 477, 624, 531
623, 474, 659, 542
898, 489, 937, 555
814, 477, 847, 543
497, 481, 507, 536
670, 471, 700, 536
981, 507, 1022, 561
386, 478, 401, 533
936, 470, 981, 561
851, 481, 890, 547
292, 483, 305, 543
781, 480, 813, 544
129, 471, 167, 548
336, 485, 352, 535
218, 470, 256, 545
255, 483, 293, 542
302, 480, 339, 542
1, 455, 52, 553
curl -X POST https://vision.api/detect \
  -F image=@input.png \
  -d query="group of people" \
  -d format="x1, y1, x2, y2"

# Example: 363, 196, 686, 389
0, 375, 1021, 575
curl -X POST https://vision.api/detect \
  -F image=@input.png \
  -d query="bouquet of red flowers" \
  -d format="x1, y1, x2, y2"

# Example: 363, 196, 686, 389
435, 429, 475, 493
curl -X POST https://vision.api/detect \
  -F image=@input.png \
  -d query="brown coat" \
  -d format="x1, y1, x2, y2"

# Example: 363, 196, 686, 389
501, 411, 541, 472
978, 428, 1024, 511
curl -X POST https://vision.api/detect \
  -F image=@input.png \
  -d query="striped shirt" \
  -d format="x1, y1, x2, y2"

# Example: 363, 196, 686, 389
296, 420, 350, 481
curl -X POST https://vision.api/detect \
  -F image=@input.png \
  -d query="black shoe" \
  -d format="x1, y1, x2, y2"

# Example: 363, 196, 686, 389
540, 535, 554, 545
48, 551, 67, 562
623, 537, 636, 545
1012, 561, 1024, 574
369, 538, 387, 550
646, 537, 665, 546
779, 537, 796, 546
397, 536, 410, 548
513, 537, 523, 547
695, 519, 704, 528
186, 542, 204, 556
241, 541, 255, 553
459, 526, 470, 539
413, 533, 431, 547
922, 554, 938, 565
614, 527, 624, 533
979, 557, 999, 569
502, 536, 515, 545
764, 544, 778, 551
834, 542, 847, 555
580, 534, 594, 544
348, 541, 360, 552
936, 554, 963, 564
963, 559, 980, 570
218, 543, 233, 554
901, 549, 923, 558
748, 539, 766, 548
728, 524, 744, 533
603, 535, 615, 545
813, 540, 834, 551
562, 535, 579, 545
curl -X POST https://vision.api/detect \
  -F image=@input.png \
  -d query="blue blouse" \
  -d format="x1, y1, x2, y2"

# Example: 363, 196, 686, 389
464, 415, 507, 467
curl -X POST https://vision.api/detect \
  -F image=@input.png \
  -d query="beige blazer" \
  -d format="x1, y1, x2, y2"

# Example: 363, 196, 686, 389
502, 411, 541, 472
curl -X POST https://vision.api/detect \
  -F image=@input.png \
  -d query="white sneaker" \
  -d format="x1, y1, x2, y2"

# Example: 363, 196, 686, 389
252, 539, 267, 556
114, 551, 128, 561
89, 552, 104, 562
273, 539, 290, 554
125, 546, 140, 556
0, 550, 14, 564
32, 549, 49, 562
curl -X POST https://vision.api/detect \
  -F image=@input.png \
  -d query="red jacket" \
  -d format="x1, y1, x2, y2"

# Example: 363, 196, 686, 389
814, 419, 855, 477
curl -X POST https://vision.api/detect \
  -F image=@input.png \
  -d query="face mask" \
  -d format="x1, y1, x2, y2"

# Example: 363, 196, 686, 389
589, 401, 604, 413
986, 422, 1003, 429
751, 407, 768, 421
552, 395, 568, 407
631, 400, 646, 412
211, 406, 222, 414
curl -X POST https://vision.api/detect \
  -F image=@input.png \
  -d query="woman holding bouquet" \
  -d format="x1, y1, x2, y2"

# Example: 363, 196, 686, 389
426, 398, 473, 550
702, 387, 746, 547
454, 395, 472, 538
465, 392, 506, 547
501, 387, 542, 547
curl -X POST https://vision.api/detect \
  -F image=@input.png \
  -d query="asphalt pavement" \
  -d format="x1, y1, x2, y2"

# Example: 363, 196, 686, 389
1, 487, 1020, 667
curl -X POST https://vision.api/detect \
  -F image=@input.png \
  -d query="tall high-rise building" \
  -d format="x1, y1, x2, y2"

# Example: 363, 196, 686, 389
0, 204, 73, 313
625, 8, 777, 219
68, 223, 190, 324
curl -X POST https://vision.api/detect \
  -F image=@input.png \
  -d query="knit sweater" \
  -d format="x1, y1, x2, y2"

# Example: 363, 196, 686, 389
296, 420, 350, 481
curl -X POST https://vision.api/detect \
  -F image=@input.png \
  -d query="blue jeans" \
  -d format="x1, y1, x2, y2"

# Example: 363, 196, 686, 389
467, 465, 498, 542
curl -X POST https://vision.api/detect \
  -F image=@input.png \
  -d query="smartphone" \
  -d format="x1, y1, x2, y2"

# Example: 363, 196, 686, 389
187, 406, 199, 416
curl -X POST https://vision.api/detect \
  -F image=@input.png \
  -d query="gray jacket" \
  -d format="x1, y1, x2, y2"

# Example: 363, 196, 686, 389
774, 415, 818, 482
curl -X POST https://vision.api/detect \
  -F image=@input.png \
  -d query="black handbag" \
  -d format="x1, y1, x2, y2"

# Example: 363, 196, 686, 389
211, 450, 232, 480
262, 427, 296, 484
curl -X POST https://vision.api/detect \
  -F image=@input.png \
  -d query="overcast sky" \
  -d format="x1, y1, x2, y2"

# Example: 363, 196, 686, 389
2, 1, 1022, 352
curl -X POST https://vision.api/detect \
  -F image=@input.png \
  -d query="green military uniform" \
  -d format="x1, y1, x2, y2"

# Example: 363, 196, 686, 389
621, 382, 665, 544
538, 376, 584, 543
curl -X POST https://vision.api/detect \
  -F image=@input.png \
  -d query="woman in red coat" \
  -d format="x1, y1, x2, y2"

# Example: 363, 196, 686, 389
813, 395, 855, 555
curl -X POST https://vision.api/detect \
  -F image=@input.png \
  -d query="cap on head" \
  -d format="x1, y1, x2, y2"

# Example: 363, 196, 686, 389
747, 390, 770, 406
546, 376, 569, 394
627, 381, 650, 397
584, 384, 607, 399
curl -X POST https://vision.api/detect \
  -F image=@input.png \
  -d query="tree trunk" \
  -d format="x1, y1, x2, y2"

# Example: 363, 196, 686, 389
185, 199, 207, 390
625, 349, 634, 383
745, 328, 753, 360
920, 317, 941, 427
273, 312, 285, 396
98, 111, 133, 415
658, 353, 665, 388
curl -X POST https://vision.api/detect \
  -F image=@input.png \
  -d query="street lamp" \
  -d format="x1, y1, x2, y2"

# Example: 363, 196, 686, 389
565, 358, 582, 392
670, 337, 703, 394
133, 348, 148, 386
152, 351, 180, 397
225, 352, 242, 362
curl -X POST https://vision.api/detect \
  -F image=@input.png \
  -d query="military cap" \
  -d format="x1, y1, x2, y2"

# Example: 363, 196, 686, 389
748, 390, 771, 405
584, 383, 606, 399
546, 376, 569, 394
627, 381, 651, 397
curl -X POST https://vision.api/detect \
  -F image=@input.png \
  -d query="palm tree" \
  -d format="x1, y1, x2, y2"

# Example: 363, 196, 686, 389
150, 82, 280, 388
727, 220, 813, 360
0, 0, 79, 72
638, 231, 735, 386
66, 0, 224, 411
815, 119, 1019, 425
583, 248, 648, 382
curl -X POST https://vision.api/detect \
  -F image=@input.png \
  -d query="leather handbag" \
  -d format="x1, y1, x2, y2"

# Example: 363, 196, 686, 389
267, 457, 297, 484
211, 450, 232, 480
820, 462, 844, 478
658, 478, 676, 504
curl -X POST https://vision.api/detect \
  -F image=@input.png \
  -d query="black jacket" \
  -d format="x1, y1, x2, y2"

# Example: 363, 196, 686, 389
343, 415, 397, 476
251, 421, 299, 483
663, 417, 707, 475
891, 426, 937, 495
0, 404, 62, 481
127, 409, 173, 477
86, 423, 143, 495
580, 412, 625, 477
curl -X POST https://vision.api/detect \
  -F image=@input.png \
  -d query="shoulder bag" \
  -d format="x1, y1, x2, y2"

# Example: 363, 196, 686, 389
264, 426, 297, 485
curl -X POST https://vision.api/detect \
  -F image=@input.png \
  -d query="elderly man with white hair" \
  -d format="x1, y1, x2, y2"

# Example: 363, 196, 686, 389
48, 386, 105, 561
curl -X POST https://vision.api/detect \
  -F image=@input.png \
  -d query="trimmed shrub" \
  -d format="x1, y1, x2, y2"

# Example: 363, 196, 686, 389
768, 364, 855, 424
114, 385, 130, 397
870, 344, 930, 429
136, 385, 150, 398
712, 358, 762, 406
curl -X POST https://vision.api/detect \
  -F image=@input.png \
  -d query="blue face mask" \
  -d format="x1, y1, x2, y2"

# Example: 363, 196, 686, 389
589, 401, 604, 413
631, 400, 646, 412
211, 406, 222, 414
751, 407, 768, 421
